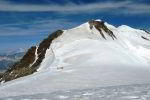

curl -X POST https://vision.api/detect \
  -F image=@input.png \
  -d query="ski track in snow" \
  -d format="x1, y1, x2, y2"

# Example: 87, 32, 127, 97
0, 20, 150, 99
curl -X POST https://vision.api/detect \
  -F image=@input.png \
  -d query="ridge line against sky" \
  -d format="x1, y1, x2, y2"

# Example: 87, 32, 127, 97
0, 0, 150, 15
0, 0, 150, 53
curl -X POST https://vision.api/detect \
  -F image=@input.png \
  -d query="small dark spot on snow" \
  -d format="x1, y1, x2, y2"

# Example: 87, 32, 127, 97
141, 36, 150, 41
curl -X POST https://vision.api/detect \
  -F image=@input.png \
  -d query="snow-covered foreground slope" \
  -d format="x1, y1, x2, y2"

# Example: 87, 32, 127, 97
0, 20, 150, 99
1, 84, 150, 100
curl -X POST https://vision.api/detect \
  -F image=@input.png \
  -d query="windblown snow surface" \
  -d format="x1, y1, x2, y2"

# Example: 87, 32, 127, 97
0, 21, 150, 100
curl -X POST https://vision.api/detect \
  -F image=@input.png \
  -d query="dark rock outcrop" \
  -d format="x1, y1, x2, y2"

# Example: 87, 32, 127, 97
0, 46, 36, 82
0, 30, 63, 83
0, 73, 3, 79
140, 29, 150, 34
145, 30, 150, 34
89, 20, 116, 40
141, 36, 150, 41
31, 30, 63, 70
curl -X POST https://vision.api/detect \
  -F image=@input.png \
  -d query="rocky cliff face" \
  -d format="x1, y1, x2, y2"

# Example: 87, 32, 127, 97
0, 30, 63, 82
0, 46, 36, 82
0, 73, 3, 79
88, 20, 116, 40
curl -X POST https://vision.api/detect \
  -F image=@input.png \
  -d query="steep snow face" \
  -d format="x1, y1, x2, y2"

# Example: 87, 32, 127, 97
117, 25, 150, 62
37, 47, 55, 71
0, 20, 150, 98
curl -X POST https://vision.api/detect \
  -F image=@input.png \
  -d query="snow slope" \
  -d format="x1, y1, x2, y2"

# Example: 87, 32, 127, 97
1, 84, 150, 100
0, 20, 150, 99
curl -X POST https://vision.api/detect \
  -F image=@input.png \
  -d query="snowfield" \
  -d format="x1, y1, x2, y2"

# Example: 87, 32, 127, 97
0, 20, 150, 99
1, 84, 150, 100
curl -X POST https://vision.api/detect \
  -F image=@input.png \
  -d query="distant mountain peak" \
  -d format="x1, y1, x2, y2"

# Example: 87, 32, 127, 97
16, 48, 25, 53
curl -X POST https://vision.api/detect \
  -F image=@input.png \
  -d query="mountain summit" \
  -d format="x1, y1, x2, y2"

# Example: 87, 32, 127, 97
0, 20, 150, 98
0, 20, 120, 82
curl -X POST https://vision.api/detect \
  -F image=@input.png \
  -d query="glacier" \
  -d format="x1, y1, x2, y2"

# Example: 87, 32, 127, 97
0, 20, 150, 99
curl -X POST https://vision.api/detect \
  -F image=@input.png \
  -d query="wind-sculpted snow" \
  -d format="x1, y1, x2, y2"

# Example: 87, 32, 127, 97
0, 20, 150, 99
1, 84, 150, 100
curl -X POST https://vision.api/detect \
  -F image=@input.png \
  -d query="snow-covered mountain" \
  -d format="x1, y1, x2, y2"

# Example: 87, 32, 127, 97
0, 20, 150, 99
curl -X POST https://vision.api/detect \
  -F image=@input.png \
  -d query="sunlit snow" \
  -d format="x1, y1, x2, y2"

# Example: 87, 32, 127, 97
0, 20, 150, 99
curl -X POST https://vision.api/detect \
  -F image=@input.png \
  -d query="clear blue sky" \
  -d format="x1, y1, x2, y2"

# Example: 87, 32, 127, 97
0, 0, 150, 53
